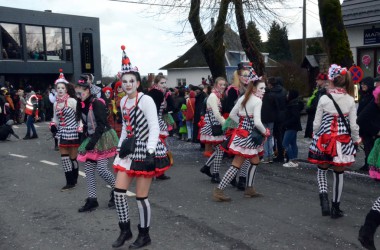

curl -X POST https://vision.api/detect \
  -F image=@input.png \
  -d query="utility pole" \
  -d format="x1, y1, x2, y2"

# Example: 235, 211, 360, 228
302, 0, 307, 60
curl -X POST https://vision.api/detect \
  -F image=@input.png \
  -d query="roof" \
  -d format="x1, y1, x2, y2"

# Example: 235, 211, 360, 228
342, 0, 380, 27
160, 25, 244, 70
287, 37, 326, 64
301, 55, 319, 68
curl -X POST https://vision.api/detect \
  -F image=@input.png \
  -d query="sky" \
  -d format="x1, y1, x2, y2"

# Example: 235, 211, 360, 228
1, 0, 338, 77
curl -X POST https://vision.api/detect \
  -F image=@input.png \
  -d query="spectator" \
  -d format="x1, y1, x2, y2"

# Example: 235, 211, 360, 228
16, 89, 25, 124
272, 77, 288, 162
305, 73, 328, 138
261, 77, 277, 163
357, 76, 375, 115
185, 90, 196, 142
193, 84, 208, 144
282, 90, 303, 168
173, 87, 186, 138
178, 103, 188, 140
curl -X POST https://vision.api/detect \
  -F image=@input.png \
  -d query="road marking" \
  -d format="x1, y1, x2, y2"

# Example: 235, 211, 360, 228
40, 160, 59, 166
13, 126, 19, 129
9, 153, 27, 158
78, 171, 136, 197
34, 125, 40, 128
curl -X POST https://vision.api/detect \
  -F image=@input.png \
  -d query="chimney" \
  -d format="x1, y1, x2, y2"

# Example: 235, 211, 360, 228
211, 18, 215, 30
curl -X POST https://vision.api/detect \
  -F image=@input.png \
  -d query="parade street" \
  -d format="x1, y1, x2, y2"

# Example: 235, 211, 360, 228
0, 120, 378, 250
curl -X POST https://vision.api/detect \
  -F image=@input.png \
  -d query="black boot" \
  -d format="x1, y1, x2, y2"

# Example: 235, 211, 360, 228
78, 198, 99, 212
61, 171, 75, 191
319, 193, 330, 216
108, 189, 115, 208
331, 201, 344, 219
359, 209, 380, 250
200, 165, 212, 177
237, 177, 246, 191
211, 173, 221, 184
112, 221, 133, 248
129, 225, 151, 249
72, 167, 79, 185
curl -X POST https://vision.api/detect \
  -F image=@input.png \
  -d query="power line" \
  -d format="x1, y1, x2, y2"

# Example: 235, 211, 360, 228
108, 0, 302, 10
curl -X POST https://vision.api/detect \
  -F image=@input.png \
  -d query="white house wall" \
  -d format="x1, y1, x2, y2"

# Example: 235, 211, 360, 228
346, 25, 380, 64
166, 68, 212, 88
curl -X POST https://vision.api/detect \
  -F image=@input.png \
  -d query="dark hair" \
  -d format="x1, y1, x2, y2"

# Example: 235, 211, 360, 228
287, 89, 299, 101
267, 77, 276, 86
121, 71, 141, 83
67, 83, 77, 99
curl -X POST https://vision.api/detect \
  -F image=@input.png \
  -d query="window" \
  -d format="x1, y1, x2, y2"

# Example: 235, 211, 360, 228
26, 25, 44, 60
177, 78, 186, 86
45, 27, 62, 61
65, 28, 72, 61
1, 23, 22, 59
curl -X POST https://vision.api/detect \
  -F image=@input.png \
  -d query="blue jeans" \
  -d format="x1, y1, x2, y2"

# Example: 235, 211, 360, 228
263, 122, 274, 159
26, 115, 37, 136
282, 130, 298, 160
186, 121, 193, 140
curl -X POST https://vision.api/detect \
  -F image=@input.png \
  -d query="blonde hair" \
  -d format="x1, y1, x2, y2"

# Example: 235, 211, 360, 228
232, 69, 249, 88
214, 77, 226, 88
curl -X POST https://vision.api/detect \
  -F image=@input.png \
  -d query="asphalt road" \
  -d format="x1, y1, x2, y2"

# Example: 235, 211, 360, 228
0, 120, 378, 250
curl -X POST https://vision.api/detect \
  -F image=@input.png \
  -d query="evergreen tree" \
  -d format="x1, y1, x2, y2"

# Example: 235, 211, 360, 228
267, 21, 292, 62
246, 21, 263, 52
318, 0, 353, 67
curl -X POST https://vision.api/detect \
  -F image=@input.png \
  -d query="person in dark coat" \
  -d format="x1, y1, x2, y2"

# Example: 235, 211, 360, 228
305, 73, 328, 138
193, 85, 208, 144
282, 90, 303, 168
261, 77, 277, 163
357, 86, 380, 172
0, 120, 19, 140
357, 76, 375, 115
271, 77, 288, 162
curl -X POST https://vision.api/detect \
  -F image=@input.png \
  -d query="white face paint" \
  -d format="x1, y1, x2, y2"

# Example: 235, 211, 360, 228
56, 83, 67, 97
74, 86, 90, 101
158, 78, 167, 91
105, 90, 111, 99
255, 82, 266, 98
122, 74, 139, 95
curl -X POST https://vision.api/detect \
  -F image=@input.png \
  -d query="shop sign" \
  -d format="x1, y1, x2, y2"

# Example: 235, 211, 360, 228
364, 28, 380, 45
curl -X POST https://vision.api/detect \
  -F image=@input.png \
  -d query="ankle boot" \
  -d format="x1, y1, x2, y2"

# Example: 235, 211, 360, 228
200, 165, 212, 177
331, 201, 344, 219
237, 177, 246, 191
108, 189, 115, 208
319, 193, 330, 216
112, 221, 133, 248
211, 173, 221, 183
359, 209, 380, 250
61, 172, 76, 191
230, 178, 237, 187
244, 187, 262, 198
129, 225, 151, 249
78, 198, 99, 212
72, 167, 79, 185
212, 187, 231, 202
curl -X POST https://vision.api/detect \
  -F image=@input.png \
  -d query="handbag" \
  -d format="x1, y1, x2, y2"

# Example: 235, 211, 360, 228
119, 95, 144, 158
244, 107, 264, 145
326, 94, 351, 135
207, 110, 223, 136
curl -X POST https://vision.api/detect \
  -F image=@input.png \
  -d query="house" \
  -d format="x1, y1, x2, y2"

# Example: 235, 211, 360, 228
342, 0, 380, 78
159, 25, 279, 88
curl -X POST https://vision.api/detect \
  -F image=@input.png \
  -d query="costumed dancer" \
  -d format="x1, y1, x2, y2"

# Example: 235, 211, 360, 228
213, 67, 269, 201
147, 75, 173, 180
308, 64, 361, 218
199, 77, 226, 183
111, 81, 125, 137
359, 196, 380, 250
51, 69, 80, 191
112, 46, 171, 249
75, 76, 119, 212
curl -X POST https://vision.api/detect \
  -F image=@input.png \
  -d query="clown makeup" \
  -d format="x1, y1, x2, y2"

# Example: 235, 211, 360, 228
254, 82, 266, 99
74, 86, 90, 101
56, 83, 67, 98
239, 70, 250, 85
122, 73, 140, 96
158, 78, 167, 91
104, 90, 111, 99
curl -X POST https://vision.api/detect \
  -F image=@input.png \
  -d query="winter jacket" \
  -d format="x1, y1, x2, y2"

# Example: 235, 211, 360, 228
261, 88, 277, 123
185, 91, 196, 121
270, 85, 287, 123
357, 100, 380, 138
283, 98, 303, 131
